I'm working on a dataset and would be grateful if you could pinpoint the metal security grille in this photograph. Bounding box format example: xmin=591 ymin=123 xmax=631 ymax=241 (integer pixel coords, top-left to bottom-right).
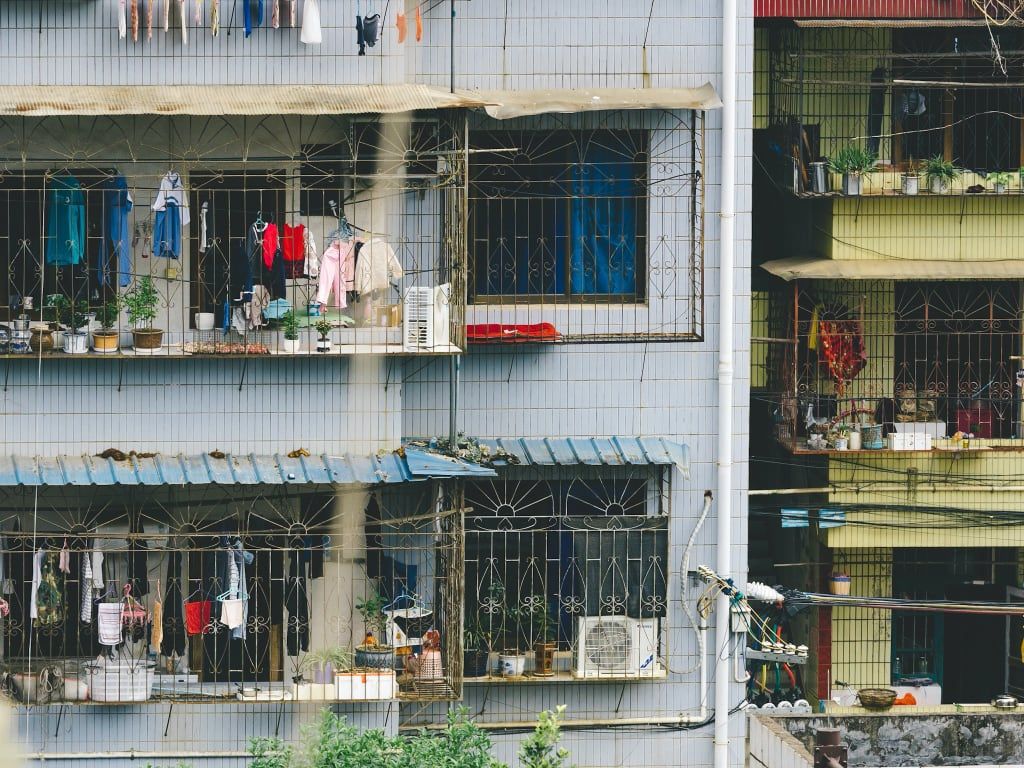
xmin=462 ymin=467 xmax=670 ymax=682
xmin=759 ymin=279 xmax=1023 ymax=446
xmin=0 ymin=112 xmax=468 ymax=357
xmin=466 ymin=110 xmax=705 ymax=343
xmin=0 ymin=481 xmax=464 ymax=710
xmin=761 ymin=24 xmax=1024 ymax=193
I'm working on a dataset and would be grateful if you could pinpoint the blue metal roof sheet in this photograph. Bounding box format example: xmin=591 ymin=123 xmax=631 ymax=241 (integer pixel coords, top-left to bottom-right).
xmin=477 ymin=437 xmax=690 ymax=477
xmin=0 ymin=448 xmax=494 ymax=487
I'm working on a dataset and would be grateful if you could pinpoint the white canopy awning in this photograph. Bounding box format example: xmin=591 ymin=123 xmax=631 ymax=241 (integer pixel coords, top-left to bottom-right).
xmin=760 ymin=255 xmax=1024 ymax=281
xmin=464 ymin=85 xmax=722 ymax=119
xmin=0 ymin=84 xmax=486 ymax=117
xmin=0 ymin=84 xmax=722 ymax=119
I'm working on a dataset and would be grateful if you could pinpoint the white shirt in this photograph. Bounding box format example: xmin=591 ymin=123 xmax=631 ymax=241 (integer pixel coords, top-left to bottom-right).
xmin=152 ymin=171 xmax=191 ymax=226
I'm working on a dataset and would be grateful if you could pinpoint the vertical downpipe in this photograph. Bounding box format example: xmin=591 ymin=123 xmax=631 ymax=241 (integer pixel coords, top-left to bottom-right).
xmin=715 ymin=1 xmax=738 ymax=768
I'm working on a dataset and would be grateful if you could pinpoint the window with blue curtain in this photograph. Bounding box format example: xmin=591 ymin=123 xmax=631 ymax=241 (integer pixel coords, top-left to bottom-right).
xmin=469 ymin=129 xmax=648 ymax=301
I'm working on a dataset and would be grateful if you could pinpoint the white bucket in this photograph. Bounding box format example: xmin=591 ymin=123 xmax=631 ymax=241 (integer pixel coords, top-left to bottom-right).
xmin=195 ymin=313 xmax=216 ymax=331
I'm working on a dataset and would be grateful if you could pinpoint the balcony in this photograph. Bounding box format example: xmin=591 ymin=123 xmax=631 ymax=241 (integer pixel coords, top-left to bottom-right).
xmin=757 ymin=24 xmax=1024 ymax=203
xmin=0 ymin=110 xmax=468 ymax=358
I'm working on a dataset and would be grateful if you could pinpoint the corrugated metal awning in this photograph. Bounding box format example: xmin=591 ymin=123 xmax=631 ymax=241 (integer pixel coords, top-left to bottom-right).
xmin=760 ymin=256 xmax=1024 ymax=281
xmin=463 ymin=85 xmax=722 ymax=119
xmin=477 ymin=437 xmax=689 ymax=476
xmin=0 ymin=448 xmax=494 ymax=487
xmin=0 ymin=85 xmax=721 ymax=119
xmin=0 ymin=84 xmax=487 ymax=117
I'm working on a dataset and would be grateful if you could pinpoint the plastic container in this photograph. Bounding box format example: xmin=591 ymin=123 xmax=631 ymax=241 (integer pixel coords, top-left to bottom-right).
xmin=195 ymin=313 xmax=216 ymax=331
xmin=829 ymin=573 xmax=852 ymax=596
xmin=83 ymin=661 xmax=155 ymax=702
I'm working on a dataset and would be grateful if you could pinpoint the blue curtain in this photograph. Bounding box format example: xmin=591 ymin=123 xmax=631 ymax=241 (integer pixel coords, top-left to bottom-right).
xmin=570 ymin=143 xmax=637 ymax=295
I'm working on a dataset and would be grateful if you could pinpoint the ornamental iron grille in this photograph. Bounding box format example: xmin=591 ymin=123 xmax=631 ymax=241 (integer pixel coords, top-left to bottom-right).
xmin=0 ymin=480 xmax=464 ymax=708
xmin=466 ymin=109 xmax=705 ymax=342
xmin=0 ymin=112 xmax=467 ymax=356
xmin=758 ymin=279 xmax=1023 ymax=448
xmin=463 ymin=467 xmax=670 ymax=680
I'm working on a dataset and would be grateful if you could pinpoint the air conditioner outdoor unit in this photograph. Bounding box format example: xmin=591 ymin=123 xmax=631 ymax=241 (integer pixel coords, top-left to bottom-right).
xmin=574 ymin=616 xmax=661 ymax=679
xmin=403 ymin=283 xmax=451 ymax=351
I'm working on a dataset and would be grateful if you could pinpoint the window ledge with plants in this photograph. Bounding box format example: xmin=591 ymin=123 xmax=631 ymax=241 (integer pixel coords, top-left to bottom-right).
xmin=792 ymin=147 xmax=1024 ymax=199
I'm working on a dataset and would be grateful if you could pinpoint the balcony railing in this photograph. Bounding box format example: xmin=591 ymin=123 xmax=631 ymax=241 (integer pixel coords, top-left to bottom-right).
xmin=753 ymin=279 xmax=1024 ymax=453
xmin=0 ymin=113 xmax=467 ymax=357
xmin=758 ymin=25 xmax=1024 ymax=199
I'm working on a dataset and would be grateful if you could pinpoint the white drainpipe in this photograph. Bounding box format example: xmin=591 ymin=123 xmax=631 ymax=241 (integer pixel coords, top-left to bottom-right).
xmin=715 ymin=1 xmax=738 ymax=768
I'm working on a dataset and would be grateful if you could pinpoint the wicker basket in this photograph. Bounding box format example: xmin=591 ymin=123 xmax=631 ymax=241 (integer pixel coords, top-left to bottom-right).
xmin=857 ymin=687 xmax=897 ymax=710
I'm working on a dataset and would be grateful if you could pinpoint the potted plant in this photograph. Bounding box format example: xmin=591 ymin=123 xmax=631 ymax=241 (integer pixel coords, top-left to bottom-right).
xmin=354 ymin=591 xmax=395 ymax=669
xmin=923 ymin=155 xmax=960 ymax=194
xmin=988 ymin=171 xmax=1013 ymax=194
xmin=122 ymin=276 xmax=163 ymax=350
xmin=92 ymin=297 xmax=120 ymax=354
xmin=280 ymin=310 xmax=301 ymax=354
xmin=832 ymin=424 xmax=850 ymax=452
xmin=528 ymin=597 xmax=557 ymax=678
xmin=60 ymin=298 xmax=90 ymax=354
xmin=463 ymin=621 xmax=491 ymax=678
xmin=828 ymin=145 xmax=876 ymax=196
xmin=901 ymin=161 xmax=921 ymax=195
xmin=299 ymin=646 xmax=353 ymax=684
xmin=314 ymin=317 xmax=332 ymax=353
xmin=497 ymin=602 xmax=528 ymax=678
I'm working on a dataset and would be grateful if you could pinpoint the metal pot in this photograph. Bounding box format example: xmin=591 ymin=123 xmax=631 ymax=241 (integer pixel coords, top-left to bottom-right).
xmin=993 ymin=693 xmax=1018 ymax=709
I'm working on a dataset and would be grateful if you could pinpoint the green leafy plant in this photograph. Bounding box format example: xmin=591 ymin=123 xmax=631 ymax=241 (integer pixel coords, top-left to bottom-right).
xmin=302 ymin=710 xmax=398 ymax=768
xmin=95 ymin=297 xmax=120 ymax=330
xmin=315 ymin=317 xmax=332 ymax=341
xmin=281 ymin=310 xmax=300 ymax=341
xmin=828 ymin=145 xmax=876 ymax=175
xmin=298 ymin=646 xmax=353 ymax=676
xmin=526 ymin=594 xmax=557 ymax=644
xmin=988 ymin=171 xmax=1013 ymax=186
xmin=249 ymin=737 xmax=293 ymax=768
xmin=923 ymin=155 xmax=960 ymax=184
xmin=355 ymin=590 xmax=389 ymax=642
xmin=43 ymin=294 xmax=69 ymax=325
xmin=518 ymin=706 xmax=572 ymax=768
xmin=122 ymin=275 xmax=160 ymax=328
xmin=45 ymin=294 xmax=89 ymax=332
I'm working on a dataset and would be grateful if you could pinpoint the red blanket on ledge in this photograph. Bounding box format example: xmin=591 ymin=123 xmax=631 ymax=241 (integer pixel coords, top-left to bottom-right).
xmin=466 ymin=323 xmax=562 ymax=342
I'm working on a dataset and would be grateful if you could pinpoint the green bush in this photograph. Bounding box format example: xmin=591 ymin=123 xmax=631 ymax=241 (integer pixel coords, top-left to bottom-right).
xmin=248 ymin=705 xmax=571 ymax=768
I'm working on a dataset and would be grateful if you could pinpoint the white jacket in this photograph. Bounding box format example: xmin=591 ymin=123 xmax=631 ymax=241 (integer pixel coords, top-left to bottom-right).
xmin=354 ymin=238 xmax=403 ymax=295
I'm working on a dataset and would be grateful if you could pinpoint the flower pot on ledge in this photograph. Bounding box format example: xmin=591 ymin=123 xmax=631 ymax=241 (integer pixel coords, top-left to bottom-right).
xmin=132 ymin=328 xmax=163 ymax=351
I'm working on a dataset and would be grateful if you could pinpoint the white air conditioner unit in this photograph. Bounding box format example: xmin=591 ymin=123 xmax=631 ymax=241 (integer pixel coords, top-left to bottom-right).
xmin=574 ymin=616 xmax=661 ymax=679
xmin=403 ymin=283 xmax=451 ymax=351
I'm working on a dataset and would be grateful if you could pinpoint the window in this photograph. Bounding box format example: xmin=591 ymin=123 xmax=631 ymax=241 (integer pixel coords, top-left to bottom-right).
xmin=0 ymin=170 xmax=119 ymax=321
xmin=894 ymin=281 xmax=1021 ymax=439
xmin=468 ymin=129 xmax=648 ymax=302
xmin=463 ymin=471 xmax=667 ymax=673
xmin=893 ymin=29 xmax=1022 ymax=172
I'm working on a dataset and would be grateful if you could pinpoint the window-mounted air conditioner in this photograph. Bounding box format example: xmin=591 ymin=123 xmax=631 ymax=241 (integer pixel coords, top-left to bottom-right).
xmin=574 ymin=616 xmax=661 ymax=679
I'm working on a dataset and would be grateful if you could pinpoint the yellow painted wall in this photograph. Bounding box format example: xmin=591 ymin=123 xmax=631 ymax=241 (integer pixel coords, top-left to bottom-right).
xmin=825 ymin=447 xmax=1024 ymax=547
xmin=825 ymin=195 xmax=1024 ymax=262
xmin=831 ymin=551 xmax=893 ymax=689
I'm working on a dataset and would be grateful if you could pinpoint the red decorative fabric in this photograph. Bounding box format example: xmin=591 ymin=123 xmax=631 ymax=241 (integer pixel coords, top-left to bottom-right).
xmin=817 ymin=319 xmax=867 ymax=394
xmin=466 ymin=323 xmax=561 ymax=342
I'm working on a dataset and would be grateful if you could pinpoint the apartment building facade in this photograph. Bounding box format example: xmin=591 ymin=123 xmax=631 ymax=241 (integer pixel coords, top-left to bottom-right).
xmin=0 ymin=2 xmax=751 ymax=767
